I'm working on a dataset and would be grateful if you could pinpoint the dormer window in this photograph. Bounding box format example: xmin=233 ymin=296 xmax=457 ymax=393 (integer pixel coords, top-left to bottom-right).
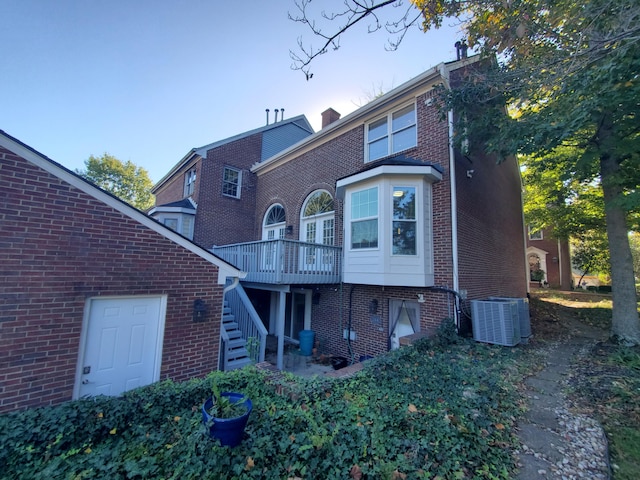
xmin=366 ymin=103 xmax=417 ymax=162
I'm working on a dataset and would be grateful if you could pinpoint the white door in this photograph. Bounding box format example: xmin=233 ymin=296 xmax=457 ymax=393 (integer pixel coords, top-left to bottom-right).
xmin=75 ymin=296 xmax=166 ymax=398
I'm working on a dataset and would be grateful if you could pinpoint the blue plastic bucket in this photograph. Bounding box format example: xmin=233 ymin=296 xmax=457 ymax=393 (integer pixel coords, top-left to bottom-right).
xmin=298 ymin=330 xmax=315 ymax=356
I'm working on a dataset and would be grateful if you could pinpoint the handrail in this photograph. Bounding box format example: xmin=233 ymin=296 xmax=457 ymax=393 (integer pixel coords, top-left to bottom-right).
xmin=224 ymin=283 xmax=267 ymax=364
xmin=213 ymin=239 xmax=342 ymax=285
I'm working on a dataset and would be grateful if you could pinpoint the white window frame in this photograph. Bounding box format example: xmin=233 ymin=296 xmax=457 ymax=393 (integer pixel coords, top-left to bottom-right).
xmin=365 ymin=102 xmax=417 ymax=162
xmin=391 ymin=185 xmax=417 ymax=256
xmin=528 ymin=226 xmax=543 ymax=240
xmin=183 ymin=168 xmax=196 ymax=197
xmin=222 ymin=166 xmax=242 ymax=199
xmin=350 ymin=186 xmax=379 ymax=250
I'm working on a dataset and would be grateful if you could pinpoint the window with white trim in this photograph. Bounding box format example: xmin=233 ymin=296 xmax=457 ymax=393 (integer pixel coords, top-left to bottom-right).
xmin=528 ymin=225 xmax=543 ymax=240
xmin=183 ymin=168 xmax=196 ymax=197
xmin=351 ymin=187 xmax=378 ymax=249
xmin=222 ymin=166 xmax=241 ymax=198
xmin=392 ymin=186 xmax=417 ymax=255
xmin=366 ymin=103 xmax=417 ymax=162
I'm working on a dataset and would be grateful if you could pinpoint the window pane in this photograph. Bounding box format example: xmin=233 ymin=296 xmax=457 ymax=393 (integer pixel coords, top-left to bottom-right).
xmin=393 ymin=221 xmax=416 ymax=255
xmin=266 ymin=205 xmax=285 ymax=225
xmin=392 ymin=125 xmax=416 ymax=153
xmin=352 ymin=219 xmax=378 ymax=249
xmin=351 ymin=187 xmax=378 ymax=219
xmin=393 ymin=187 xmax=416 ymax=220
xmin=164 ymin=218 xmax=178 ymax=231
xmin=323 ymin=218 xmax=334 ymax=246
xmin=222 ymin=167 xmax=240 ymax=197
xmin=303 ymin=191 xmax=334 ymax=217
xmin=368 ymin=117 xmax=388 ymax=141
xmin=368 ymin=137 xmax=388 ymax=161
xmin=392 ymin=105 xmax=415 ymax=132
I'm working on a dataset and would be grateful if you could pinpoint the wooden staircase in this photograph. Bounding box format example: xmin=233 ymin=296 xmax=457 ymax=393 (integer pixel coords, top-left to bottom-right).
xmin=222 ymin=302 xmax=252 ymax=370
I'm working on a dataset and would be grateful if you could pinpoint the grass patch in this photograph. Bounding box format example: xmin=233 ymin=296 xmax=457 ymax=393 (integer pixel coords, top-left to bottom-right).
xmin=0 ymin=338 xmax=527 ymax=479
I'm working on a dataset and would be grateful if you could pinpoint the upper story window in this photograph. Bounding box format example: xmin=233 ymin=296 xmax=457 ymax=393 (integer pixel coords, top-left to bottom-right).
xmin=351 ymin=187 xmax=378 ymax=249
xmin=366 ymin=103 xmax=417 ymax=162
xmin=184 ymin=168 xmax=196 ymax=197
xmin=528 ymin=225 xmax=543 ymax=240
xmin=222 ymin=166 xmax=241 ymax=198
xmin=392 ymin=186 xmax=416 ymax=255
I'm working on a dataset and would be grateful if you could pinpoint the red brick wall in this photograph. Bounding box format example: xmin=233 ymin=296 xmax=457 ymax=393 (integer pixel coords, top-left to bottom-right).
xmin=527 ymin=232 xmax=572 ymax=290
xmin=253 ymin=87 xmax=461 ymax=355
xmin=0 ymin=148 xmax=224 ymax=413
xmin=454 ymin=147 xmax=528 ymax=300
xmin=154 ymin=159 xmax=201 ymax=206
xmin=194 ymin=134 xmax=261 ymax=247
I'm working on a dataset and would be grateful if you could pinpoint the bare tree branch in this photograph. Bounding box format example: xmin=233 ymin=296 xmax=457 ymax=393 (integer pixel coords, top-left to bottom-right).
xmin=289 ymin=0 xmax=416 ymax=79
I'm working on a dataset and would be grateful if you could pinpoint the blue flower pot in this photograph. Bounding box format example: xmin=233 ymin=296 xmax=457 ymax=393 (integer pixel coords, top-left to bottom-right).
xmin=202 ymin=392 xmax=252 ymax=447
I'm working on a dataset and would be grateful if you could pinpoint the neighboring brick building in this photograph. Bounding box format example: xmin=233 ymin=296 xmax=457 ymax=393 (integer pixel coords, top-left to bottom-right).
xmin=526 ymin=226 xmax=572 ymax=290
xmin=0 ymin=131 xmax=242 ymax=413
xmin=153 ymin=55 xmax=529 ymax=368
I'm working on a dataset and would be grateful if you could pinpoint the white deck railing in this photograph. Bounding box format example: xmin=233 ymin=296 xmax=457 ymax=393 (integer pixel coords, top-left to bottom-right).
xmin=213 ymin=239 xmax=342 ymax=284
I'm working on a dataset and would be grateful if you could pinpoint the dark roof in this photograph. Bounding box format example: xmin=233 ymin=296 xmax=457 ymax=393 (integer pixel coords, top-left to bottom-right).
xmin=155 ymin=198 xmax=196 ymax=209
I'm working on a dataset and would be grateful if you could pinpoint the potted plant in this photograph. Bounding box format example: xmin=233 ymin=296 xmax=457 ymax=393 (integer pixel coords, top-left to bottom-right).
xmin=201 ymin=380 xmax=252 ymax=447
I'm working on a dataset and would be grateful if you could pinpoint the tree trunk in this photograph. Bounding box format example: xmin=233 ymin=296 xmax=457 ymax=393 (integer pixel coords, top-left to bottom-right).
xmin=599 ymin=116 xmax=640 ymax=345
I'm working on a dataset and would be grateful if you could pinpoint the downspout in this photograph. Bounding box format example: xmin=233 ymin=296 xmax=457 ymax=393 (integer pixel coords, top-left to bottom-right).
xmin=557 ymin=238 xmax=564 ymax=289
xmin=447 ymin=110 xmax=460 ymax=296
xmin=439 ymin=62 xmax=461 ymax=330
xmin=439 ymin=64 xmax=459 ymax=295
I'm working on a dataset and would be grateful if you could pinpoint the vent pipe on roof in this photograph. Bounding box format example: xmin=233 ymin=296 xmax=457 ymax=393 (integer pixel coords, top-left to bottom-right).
xmin=455 ymin=40 xmax=468 ymax=60
xmin=280 ymin=108 xmax=284 ymax=121
xmin=274 ymin=109 xmax=279 ymax=122
xmin=265 ymin=109 xmax=270 ymax=125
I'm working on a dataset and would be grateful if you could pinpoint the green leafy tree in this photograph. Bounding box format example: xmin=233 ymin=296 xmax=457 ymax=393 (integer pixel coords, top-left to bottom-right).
xmin=76 ymin=154 xmax=155 ymax=211
xmin=291 ymin=0 xmax=640 ymax=344
xmin=571 ymin=231 xmax=611 ymax=287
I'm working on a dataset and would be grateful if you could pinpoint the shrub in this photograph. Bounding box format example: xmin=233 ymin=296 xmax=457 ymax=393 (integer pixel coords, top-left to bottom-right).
xmin=0 ymin=342 xmax=524 ymax=479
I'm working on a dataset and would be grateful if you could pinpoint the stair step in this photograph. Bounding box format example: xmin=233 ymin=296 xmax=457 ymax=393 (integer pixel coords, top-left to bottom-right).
xmin=226 ymin=357 xmax=252 ymax=370
xmin=227 ymin=338 xmax=247 ymax=349
xmin=226 ymin=344 xmax=249 ymax=357
xmin=226 ymin=330 xmax=242 ymax=340
xmin=223 ymin=321 xmax=238 ymax=331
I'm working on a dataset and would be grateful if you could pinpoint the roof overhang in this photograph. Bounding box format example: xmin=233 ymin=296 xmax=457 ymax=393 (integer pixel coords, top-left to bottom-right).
xmin=336 ymin=164 xmax=443 ymax=199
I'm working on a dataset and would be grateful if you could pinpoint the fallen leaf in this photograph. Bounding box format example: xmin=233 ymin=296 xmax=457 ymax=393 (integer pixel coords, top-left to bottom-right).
xmin=245 ymin=457 xmax=255 ymax=471
xmin=349 ymin=464 xmax=363 ymax=479
xmin=407 ymin=404 xmax=418 ymax=413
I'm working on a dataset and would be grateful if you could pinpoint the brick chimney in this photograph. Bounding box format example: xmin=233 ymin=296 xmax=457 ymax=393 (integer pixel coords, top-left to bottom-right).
xmin=321 ymin=108 xmax=341 ymax=128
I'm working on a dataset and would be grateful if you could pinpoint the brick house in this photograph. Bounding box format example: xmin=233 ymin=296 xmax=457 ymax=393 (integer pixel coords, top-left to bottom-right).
xmin=526 ymin=226 xmax=572 ymax=290
xmin=0 ymin=130 xmax=243 ymax=413
xmin=153 ymin=55 xmax=529 ymax=370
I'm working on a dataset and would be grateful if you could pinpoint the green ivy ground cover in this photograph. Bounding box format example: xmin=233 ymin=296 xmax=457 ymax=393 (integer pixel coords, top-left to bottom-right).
xmin=0 ymin=338 xmax=525 ymax=479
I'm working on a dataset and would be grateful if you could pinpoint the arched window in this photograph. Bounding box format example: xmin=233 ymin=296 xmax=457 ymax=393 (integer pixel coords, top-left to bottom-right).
xmin=301 ymin=191 xmax=334 ymax=246
xmin=263 ymin=204 xmax=286 ymax=240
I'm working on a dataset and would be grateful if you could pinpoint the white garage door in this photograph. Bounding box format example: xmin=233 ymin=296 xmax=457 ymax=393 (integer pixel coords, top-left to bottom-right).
xmin=75 ymin=295 xmax=167 ymax=399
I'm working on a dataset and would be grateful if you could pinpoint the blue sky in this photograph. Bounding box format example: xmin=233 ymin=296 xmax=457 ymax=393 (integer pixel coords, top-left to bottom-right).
xmin=1 ymin=1 xmax=465 ymax=182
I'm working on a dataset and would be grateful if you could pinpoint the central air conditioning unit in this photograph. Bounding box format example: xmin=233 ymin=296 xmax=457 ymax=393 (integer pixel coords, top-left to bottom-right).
xmin=470 ymin=299 xmax=521 ymax=346
xmin=488 ymin=296 xmax=532 ymax=342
